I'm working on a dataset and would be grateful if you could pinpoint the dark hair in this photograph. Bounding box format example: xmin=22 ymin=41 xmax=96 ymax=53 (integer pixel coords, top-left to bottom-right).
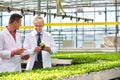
xmin=9 ymin=13 xmax=22 ymax=24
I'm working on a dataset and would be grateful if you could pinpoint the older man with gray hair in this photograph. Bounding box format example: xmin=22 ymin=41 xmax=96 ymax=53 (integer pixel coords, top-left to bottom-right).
xmin=23 ymin=16 xmax=57 ymax=70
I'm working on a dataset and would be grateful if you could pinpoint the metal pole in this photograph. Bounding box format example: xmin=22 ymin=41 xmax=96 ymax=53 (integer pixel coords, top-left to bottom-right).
xmin=105 ymin=3 xmax=107 ymax=35
xmin=115 ymin=0 xmax=119 ymax=52
xmin=38 ymin=0 xmax=41 ymax=16
xmin=75 ymin=12 xmax=78 ymax=48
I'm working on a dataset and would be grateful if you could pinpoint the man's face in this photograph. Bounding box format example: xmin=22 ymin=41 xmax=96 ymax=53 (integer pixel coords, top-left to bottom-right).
xmin=34 ymin=21 xmax=44 ymax=33
xmin=14 ymin=18 xmax=22 ymax=30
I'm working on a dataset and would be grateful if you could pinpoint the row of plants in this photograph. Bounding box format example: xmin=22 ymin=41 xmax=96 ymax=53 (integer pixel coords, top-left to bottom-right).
xmin=0 ymin=52 xmax=120 ymax=80
xmin=51 ymin=52 xmax=120 ymax=64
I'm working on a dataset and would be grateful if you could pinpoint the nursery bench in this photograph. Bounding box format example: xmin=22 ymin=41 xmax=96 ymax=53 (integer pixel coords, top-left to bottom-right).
xmin=51 ymin=58 xmax=72 ymax=66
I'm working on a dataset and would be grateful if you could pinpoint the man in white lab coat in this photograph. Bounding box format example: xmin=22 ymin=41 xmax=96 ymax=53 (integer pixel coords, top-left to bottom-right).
xmin=24 ymin=16 xmax=57 ymax=70
xmin=0 ymin=13 xmax=29 ymax=73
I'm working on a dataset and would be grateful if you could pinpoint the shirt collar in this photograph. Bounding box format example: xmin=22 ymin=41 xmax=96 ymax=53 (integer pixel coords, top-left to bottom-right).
xmin=7 ymin=26 xmax=16 ymax=34
xmin=34 ymin=30 xmax=43 ymax=35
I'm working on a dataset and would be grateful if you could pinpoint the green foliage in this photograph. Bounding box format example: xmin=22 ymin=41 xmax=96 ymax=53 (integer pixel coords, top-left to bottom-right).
xmin=0 ymin=52 xmax=120 ymax=80
xmin=39 ymin=43 xmax=45 ymax=47
xmin=51 ymin=52 xmax=120 ymax=64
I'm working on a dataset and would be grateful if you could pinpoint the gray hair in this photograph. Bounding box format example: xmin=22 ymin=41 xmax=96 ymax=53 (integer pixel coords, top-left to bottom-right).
xmin=33 ymin=16 xmax=44 ymax=23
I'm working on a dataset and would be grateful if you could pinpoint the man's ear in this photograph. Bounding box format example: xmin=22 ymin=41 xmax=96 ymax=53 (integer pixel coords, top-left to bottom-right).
xmin=13 ymin=21 xmax=17 ymax=24
xmin=12 ymin=21 xmax=17 ymax=26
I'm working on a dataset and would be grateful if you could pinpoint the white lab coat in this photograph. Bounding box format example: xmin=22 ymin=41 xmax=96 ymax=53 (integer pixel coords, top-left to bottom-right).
xmin=23 ymin=30 xmax=57 ymax=70
xmin=0 ymin=28 xmax=22 ymax=73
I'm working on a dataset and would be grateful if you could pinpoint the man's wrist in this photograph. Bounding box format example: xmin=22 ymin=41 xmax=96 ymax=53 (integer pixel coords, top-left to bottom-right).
xmin=11 ymin=50 xmax=15 ymax=57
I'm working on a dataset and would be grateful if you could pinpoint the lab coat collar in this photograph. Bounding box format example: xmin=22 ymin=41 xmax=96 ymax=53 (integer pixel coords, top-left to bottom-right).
xmin=32 ymin=29 xmax=43 ymax=36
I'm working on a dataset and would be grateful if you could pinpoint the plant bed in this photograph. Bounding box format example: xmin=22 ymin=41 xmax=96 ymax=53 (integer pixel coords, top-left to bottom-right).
xmin=54 ymin=67 xmax=120 ymax=80
xmin=0 ymin=60 xmax=120 ymax=80
xmin=51 ymin=52 xmax=120 ymax=64
xmin=110 ymin=77 xmax=120 ymax=80
xmin=0 ymin=52 xmax=120 ymax=80
xmin=51 ymin=58 xmax=72 ymax=66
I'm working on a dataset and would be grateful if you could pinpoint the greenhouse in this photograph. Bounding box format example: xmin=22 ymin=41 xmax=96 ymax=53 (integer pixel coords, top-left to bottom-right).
xmin=0 ymin=0 xmax=120 ymax=80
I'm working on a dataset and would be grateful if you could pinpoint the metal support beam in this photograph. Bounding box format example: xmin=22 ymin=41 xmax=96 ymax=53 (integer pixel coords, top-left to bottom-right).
xmin=0 ymin=5 xmax=93 ymax=22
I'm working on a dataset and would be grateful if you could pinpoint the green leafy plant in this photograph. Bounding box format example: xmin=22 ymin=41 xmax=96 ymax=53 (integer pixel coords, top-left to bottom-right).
xmin=0 ymin=52 xmax=120 ymax=80
xmin=39 ymin=42 xmax=45 ymax=50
